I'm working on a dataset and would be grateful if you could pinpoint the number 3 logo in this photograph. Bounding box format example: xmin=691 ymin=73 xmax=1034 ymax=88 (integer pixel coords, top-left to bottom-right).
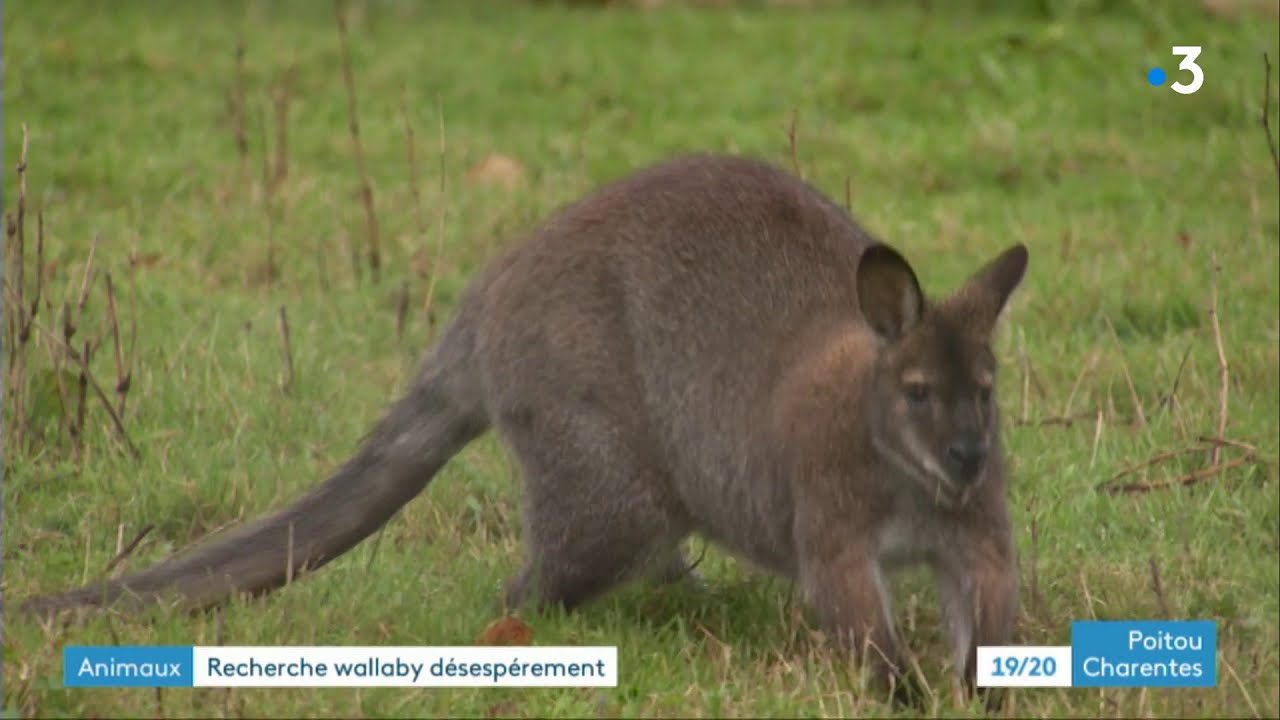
xmin=1170 ymin=46 xmax=1204 ymax=95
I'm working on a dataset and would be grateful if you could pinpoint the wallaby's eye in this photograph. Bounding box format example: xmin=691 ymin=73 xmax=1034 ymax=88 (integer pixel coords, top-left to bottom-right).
xmin=977 ymin=385 xmax=993 ymax=403
xmin=904 ymin=382 xmax=930 ymax=405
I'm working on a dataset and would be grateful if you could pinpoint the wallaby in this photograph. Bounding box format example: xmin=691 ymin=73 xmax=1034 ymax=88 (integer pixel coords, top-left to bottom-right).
xmin=17 ymin=153 xmax=1028 ymax=702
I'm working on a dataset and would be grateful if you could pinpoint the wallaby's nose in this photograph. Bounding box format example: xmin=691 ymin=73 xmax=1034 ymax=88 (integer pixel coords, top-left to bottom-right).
xmin=946 ymin=438 xmax=986 ymax=482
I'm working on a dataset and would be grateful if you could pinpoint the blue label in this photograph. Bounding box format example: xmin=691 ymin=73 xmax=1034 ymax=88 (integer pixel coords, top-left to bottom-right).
xmin=63 ymin=646 xmax=195 ymax=688
xmin=1071 ymin=621 xmax=1216 ymax=688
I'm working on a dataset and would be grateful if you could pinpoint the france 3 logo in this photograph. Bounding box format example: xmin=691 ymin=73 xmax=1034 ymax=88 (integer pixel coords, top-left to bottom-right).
xmin=1147 ymin=46 xmax=1204 ymax=95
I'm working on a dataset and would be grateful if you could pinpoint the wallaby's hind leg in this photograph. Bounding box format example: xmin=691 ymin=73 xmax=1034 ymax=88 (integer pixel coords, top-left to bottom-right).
xmin=495 ymin=406 xmax=687 ymax=613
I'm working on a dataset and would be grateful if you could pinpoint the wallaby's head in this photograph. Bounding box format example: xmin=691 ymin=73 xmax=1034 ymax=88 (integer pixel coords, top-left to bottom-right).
xmin=856 ymin=242 xmax=1029 ymax=508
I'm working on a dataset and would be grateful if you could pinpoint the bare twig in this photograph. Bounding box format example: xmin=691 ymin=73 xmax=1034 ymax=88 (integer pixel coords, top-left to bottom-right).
xmin=1262 ymin=52 xmax=1279 ymax=186
xmin=272 ymin=67 xmax=294 ymax=190
xmin=16 ymin=125 xmax=30 ymax=314
xmin=1062 ymin=349 xmax=1099 ymax=418
xmin=1099 ymin=423 xmax=1258 ymax=495
xmin=1208 ymin=254 xmax=1229 ymax=464
xmin=1103 ymin=316 xmax=1147 ymax=428
xmin=259 ymin=102 xmax=278 ymax=288
xmin=74 ymin=340 xmax=90 ymax=457
xmin=1089 ymin=410 xmax=1104 ymax=468
xmin=786 ymin=110 xmax=802 ymax=179
xmin=1013 ymin=411 xmax=1095 ymax=428
xmin=1197 ymin=435 xmax=1256 ymax=454
xmin=395 ymin=280 xmax=410 ymax=343
xmin=232 ymin=35 xmax=249 ymax=185
xmin=1148 ymin=557 xmax=1171 ymax=618
xmin=6 ymin=125 xmax=33 ymax=448
xmin=843 ymin=175 xmax=852 ymax=213
xmin=37 ymin=322 xmax=142 ymax=459
xmin=1018 ymin=332 xmax=1030 ymax=424
xmin=73 ymin=234 xmax=100 ymax=333
xmin=1156 ymin=343 xmax=1193 ymax=415
xmin=335 ymin=0 xmax=382 ymax=282
xmin=3 ymin=217 xmax=17 ymax=374
xmin=104 ymin=273 xmax=132 ymax=417
xmin=401 ymin=84 xmax=427 ymax=242
xmin=47 ymin=309 xmax=73 ymax=440
xmin=1029 ymin=514 xmax=1041 ymax=620
xmin=30 ymin=211 xmax=46 ymax=342
xmin=1107 ymin=446 xmax=1203 ymax=482
xmin=1221 ymin=654 xmax=1262 ymax=719
xmin=277 ymin=305 xmax=295 ymax=392
xmin=1079 ymin=571 xmax=1097 ymax=620
xmin=126 ymin=246 xmax=141 ymax=394
xmin=103 ymin=525 xmax=155 ymax=576
xmin=1102 ymin=455 xmax=1252 ymax=494
xmin=421 ymin=97 xmax=449 ymax=318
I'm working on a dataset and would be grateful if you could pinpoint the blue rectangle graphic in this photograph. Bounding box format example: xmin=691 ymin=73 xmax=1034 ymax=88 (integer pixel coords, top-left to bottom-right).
xmin=64 ymin=646 xmax=195 ymax=688
xmin=1071 ymin=621 xmax=1216 ymax=688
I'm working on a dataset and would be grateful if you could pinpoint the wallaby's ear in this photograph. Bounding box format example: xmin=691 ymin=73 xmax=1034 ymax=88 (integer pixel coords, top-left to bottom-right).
xmin=857 ymin=244 xmax=925 ymax=342
xmin=950 ymin=243 xmax=1029 ymax=335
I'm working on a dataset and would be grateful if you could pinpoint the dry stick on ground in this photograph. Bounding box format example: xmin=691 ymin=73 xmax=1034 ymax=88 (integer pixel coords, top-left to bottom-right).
xmin=1103 ymin=316 xmax=1148 ymax=428
xmin=786 ymin=109 xmax=803 ymax=179
xmin=46 ymin=308 xmax=73 ymax=441
xmin=396 ymin=280 xmax=410 ymax=343
xmin=2 ymin=217 xmax=17 ymax=382
xmin=1089 ymin=409 xmax=1104 ymax=468
xmin=1148 ymin=557 xmax=1171 ymax=619
xmin=1062 ymin=348 xmax=1098 ymax=418
xmin=53 ymin=302 xmax=76 ymax=446
xmin=1098 ymin=435 xmax=1258 ymax=494
xmin=421 ymin=98 xmax=449 ymax=319
xmin=1018 ymin=332 xmax=1031 ymax=423
xmin=103 ymin=273 xmax=133 ymax=417
xmin=6 ymin=125 xmax=34 ymax=448
xmin=277 ymin=305 xmax=295 ymax=393
xmin=232 ymin=35 xmax=249 ymax=188
xmin=15 ymin=209 xmax=48 ymax=445
xmin=1197 ymin=435 xmax=1256 ymax=454
xmin=28 ymin=211 xmax=46 ymax=348
xmin=97 ymin=247 xmax=145 ymax=419
xmin=1029 ymin=514 xmax=1042 ymax=621
xmin=1014 ymin=411 xmax=1096 ymax=428
xmin=1103 ymin=455 xmax=1253 ymax=495
xmin=399 ymin=85 xmax=426 ymax=342
xmin=1207 ymin=253 xmax=1230 ymax=465
xmin=272 ymin=68 xmax=294 ymax=191
xmin=102 ymin=524 xmax=155 ymax=576
xmin=36 ymin=322 xmax=142 ymax=459
xmin=1263 ymin=52 xmax=1279 ymax=186
xmin=1106 ymin=446 xmax=1205 ymax=482
xmin=335 ymin=0 xmax=382 ymax=283
xmin=75 ymin=340 xmax=90 ymax=458
xmin=401 ymin=84 xmax=428 ymax=245
xmin=259 ymin=102 xmax=279 ymax=288
xmin=70 ymin=233 xmax=100 ymax=339
xmin=1156 ymin=343 xmax=1193 ymax=415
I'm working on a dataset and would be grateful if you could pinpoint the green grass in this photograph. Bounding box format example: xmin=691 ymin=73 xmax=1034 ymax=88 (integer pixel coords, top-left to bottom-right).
xmin=3 ymin=0 xmax=1278 ymax=717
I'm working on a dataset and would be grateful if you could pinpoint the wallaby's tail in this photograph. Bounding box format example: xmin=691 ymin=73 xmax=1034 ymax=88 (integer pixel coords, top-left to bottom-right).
xmin=17 ymin=310 xmax=490 ymax=618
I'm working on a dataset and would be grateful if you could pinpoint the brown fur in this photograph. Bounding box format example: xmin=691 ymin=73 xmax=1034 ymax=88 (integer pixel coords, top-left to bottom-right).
xmin=18 ymin=153 xmax=1028 ymax=702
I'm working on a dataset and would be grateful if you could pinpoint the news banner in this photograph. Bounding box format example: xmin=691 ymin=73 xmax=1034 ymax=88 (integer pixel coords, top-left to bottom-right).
xmin=61 ymin=620 xmax=1215 ymax=689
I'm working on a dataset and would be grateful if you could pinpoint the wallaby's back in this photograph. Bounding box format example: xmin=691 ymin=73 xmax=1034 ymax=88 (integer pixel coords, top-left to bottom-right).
xmin=474 ymin=154 xmax=882 ymax=573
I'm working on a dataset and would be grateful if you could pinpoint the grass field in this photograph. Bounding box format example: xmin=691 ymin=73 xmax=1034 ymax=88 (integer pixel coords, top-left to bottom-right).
xmin=3 ymin=0 xmax=1278 ymax=717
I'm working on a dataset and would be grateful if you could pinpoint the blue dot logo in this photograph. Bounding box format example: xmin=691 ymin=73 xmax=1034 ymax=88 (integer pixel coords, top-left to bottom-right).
xmin=1147 ymin=67 xmax=1166 ymax=86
